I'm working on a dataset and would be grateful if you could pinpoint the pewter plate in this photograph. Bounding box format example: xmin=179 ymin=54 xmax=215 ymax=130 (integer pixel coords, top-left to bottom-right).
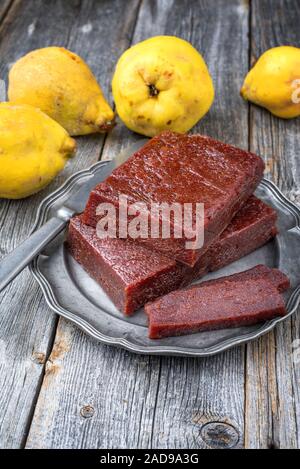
xmin=30 ymin=154 xmax=300 ymax=357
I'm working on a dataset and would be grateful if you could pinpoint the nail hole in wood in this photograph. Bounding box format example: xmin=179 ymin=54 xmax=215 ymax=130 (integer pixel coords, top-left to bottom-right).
xmin=80 ymin=405 xmax=95 ymax=419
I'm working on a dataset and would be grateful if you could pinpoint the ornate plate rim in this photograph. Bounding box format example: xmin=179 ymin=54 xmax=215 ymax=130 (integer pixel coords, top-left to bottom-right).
xmin=29 ymin=161 xmax=300 ymax=357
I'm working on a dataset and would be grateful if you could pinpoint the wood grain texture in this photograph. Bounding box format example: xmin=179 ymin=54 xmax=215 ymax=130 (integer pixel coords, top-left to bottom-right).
xmin=0 ymin=0 xmax=13 ymax=22
xmin=245 ymin=0 xmax=300 ymax=450
xmin=26 ymin=0 xmax=249 ymax=449
xmin=0 ymin=0 xmax=140 ymax=448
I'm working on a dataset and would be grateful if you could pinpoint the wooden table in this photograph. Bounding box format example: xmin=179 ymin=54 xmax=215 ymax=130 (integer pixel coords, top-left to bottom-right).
xmin=0 ymin=0 xmax=299 ymax=450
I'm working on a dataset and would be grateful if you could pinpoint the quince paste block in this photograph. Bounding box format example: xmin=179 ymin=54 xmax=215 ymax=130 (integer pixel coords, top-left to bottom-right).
xmin=67 ymin=197 xmax=277 ymax=315
xmin=145 ymin=265 xmax=290 ymax=339
xmin=82 ymin=131 xmax=265 ymax=267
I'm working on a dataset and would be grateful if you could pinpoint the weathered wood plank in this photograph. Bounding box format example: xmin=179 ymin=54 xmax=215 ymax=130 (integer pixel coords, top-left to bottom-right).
xmin=245 ymin=0 xmax=300 ymax=449
xmin=27 ymin=0 xmax=250 ymax=449
xmin=0 ymin=0 xmax=140 ymax=448
xmin=0 ymin=0 xmax=13 ymax=23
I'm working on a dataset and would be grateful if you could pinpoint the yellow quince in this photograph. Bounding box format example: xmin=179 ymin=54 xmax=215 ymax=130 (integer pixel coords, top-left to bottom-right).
xmin=241 ymin=46 xmax=300 ymax=118
xmin=112 ymin=36 xmax=214 ymax=137
xmin=8 ymin=47 xmax=115 ymax=135
xmin=0 ymin=103 xmax=76 ymax=199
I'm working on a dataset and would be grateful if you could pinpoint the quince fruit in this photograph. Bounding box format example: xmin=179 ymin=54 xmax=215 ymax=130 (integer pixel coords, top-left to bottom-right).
xmin=112 ymin=35 xmax=214 ymax=136
xmin=0 ymin=103 xmax=76 ymax=199
xmin=241 ymin=46 xmax=300 ymax=118
xmin=8 ymin=47 xmax=115 ymax=135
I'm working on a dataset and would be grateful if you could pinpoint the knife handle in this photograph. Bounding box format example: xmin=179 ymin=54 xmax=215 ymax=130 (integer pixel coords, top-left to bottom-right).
xmin=0 ymin=216 xmax=67 ymax=293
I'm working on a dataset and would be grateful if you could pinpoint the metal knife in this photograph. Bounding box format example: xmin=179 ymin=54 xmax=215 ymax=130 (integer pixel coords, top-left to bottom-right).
xmin=0 ymin=140 xmax=146 ymax=293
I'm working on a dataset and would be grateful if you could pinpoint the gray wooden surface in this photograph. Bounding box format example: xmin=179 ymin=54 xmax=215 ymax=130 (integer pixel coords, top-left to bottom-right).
xmin=0 ymin=0 xmax=299 ymax=449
